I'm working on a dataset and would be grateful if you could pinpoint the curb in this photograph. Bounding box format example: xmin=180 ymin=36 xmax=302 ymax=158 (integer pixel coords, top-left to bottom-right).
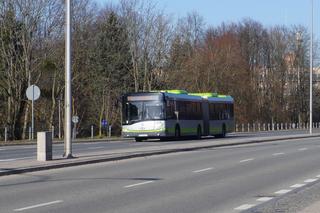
xmin=0 ymin=137 xmax=132 ymax=147
xmin=1 ymin=134 xmax=320 ymax=177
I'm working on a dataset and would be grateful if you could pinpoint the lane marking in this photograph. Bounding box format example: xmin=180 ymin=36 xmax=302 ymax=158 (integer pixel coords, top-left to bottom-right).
xmin=272 ymin=152 xmax=285 ymax=156
xmin=124 ymin=181 xmax=154 ymax=188
xmin=0 ymin=157 xmax=33 ymax=162
xmin=304 ymin=179 xmax=318 ymax=183
xmin=290 ymin=184 xmax=306 ymax=188
xmin=0 ymin=148 xmax=5 ymax=151
xmin=275 ymin=189 xmax=291 ymax=194
xmin=257 ymin=197 xmax=273 ymax=202
xmin=298 ymin=148 xmax=308 ymax=151
xmin=316 ymin=175 xmax=320 ymax=178
xmin=193 ymin=168 xmax=213 ymax=173
xmin=239 ymin=158 xmax=254 ymax=163
xmin=234 ymin=204 xmax=255 ymax=210
xmin=14 ymin=200 xmax=63 ymax=212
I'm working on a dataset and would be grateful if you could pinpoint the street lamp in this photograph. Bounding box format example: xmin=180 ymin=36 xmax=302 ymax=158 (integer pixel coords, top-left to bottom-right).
xmin=309 ymin=0 xmax=313 ymax=134
xmin=64 ymin=0 xmax=73 ymax=158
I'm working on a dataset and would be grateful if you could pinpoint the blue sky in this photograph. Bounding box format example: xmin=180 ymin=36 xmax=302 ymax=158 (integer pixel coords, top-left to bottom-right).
xmin=94 ymin=0 xmax=319 ymax=37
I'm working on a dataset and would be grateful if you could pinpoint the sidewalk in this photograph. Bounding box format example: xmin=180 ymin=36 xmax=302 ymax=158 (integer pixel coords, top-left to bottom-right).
xmin=1 ymin=133 xmax=320 ymax=177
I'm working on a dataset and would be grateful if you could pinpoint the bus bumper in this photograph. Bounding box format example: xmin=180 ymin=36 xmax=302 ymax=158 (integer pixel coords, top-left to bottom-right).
xmin=122 ymin=131 xmax=167 ymax=138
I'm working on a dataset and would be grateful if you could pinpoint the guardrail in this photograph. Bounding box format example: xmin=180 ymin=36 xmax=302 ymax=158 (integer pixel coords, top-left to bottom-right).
xmin=235 ymin=122 xmax=320 ymax=132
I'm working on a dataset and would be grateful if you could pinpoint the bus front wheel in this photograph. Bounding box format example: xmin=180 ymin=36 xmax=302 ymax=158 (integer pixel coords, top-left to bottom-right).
xmin=135 ymin=137 xmax=143 ymax=142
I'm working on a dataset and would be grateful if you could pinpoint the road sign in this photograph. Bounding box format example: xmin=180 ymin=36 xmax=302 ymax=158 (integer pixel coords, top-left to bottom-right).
xmin=101 ymin=119 xmax=108 ymax=127
xmin=26 ymin=85 xmax=41 ymax=101
xmin=72 ymin=116 xmax=79 ymax=123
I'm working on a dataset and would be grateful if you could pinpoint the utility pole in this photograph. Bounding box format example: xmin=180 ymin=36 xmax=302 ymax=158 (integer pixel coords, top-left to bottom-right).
xmin=64 ymin=0 xmax=73 ymax=158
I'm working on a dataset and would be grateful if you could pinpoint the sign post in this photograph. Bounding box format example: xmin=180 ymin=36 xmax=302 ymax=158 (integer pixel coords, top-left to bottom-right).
xmin=26 ymin=85 xmax=41 ymax=140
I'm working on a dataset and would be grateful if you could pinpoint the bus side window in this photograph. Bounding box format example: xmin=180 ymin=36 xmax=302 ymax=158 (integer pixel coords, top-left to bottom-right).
xmin=166 ymin=100 xmax=175 ymax=119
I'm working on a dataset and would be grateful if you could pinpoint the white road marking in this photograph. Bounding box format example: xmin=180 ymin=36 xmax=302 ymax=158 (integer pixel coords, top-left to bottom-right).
xmin=316 ymin=174 xmax=320 ymax=178
xmin=193 ymin=168 xmax=213 ymax=173
xmin=304 ymin=179 xmax=318 ymax=183
xmin=0 ymin=148 xmax=5 ymax=151
xmin=0 ymin=157 xmax=33 ymax=162
xmin=239 ymin=158 xmax=254 ymax=163
xmin=124 ymin=181 xmax=154 ymax=188
xmin=272 ymin=152 xmax=285 ymax=156
xmin=290 ymin=184 xmax=306 ymax=188
xmin=298 ymin=148 xmax=308 ymax=151
xmin=234 ymin=204 xmax=255 ymax=210
xmin=275 ymin=189 xmax=292 ymax=194
xmin=257 ymin=197 xmax=273 ymax=202
xmin=14 ymin=200 xmax=63 ymax=211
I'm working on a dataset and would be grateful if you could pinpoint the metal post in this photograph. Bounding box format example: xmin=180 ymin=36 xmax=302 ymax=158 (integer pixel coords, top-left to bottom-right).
xmin=4 ymin=127 xmax=7 ymax=142
xmin=236 ymin=124 xmax=238 ymax=132
xmin=29 ymin=126 xmax=31 ymax=140
xmin=91 ymin=125 xmax=94 ymax=139
xmin=108 ymin=125 xmax=111 ymax=137
xmin=52 ymin=126 xmax=54 ymax=139
xmin=242 ymin=124 xmax=244 ymax=132
xmin=58 ymin=98 xmax=61 ymax=139
xmin=32 ymin=89 xmax=34 ymax=140
xmin=64 ymin=0 xmax=73 ymax=158
xmin=310 ymin=0 xmax=313 ymax=134
xmin=247 ymin=123 xmax=250 ymax=132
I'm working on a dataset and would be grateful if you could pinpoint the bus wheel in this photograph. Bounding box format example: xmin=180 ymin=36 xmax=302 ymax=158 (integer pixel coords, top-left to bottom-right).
xmin=197 ymin=126 xmax=202 ymax=139
xmin=135 ymin=137 xmax=143 ymax=142
xmin=175 ymin=126 xmax=181 ymax=139
xmin=216 ymin=125 xmax=226 ymax=138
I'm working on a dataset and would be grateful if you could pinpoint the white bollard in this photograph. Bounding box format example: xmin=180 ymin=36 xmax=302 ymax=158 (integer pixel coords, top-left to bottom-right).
xmin=37 ymin=132 xmax=52 ymax=161
xmin=236 ymin=124 xmax=238 ymax=132
xmin=263 ymin=123 xmax=266 ymax=131
xmin=91 ymin=125 xmax=94 ymax=139
xmin=242 ymin=124 xmax=244 ymax=132
xmin=4 ymin=127 xmax=7 ymax=142
xmin=108 ymin=125 xmax=112 ymax=137
xmin=258 ymin=123 xmax=261 ymax=131
xmin=247 ymin=123 xmax=250 ymax=132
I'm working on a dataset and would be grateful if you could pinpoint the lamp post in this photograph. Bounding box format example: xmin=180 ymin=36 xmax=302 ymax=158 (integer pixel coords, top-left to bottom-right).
xmin=309 ymin=0 xmax=313 ymax=134
xmin=296 ymin=31 xmax=302 ymax=125
xmin=64 ymin=0 xmax=73 ymax=158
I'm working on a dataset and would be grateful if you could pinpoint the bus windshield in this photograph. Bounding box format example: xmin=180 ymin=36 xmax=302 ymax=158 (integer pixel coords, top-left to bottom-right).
xmin=123 ymin=101 xmax=164 ymax=124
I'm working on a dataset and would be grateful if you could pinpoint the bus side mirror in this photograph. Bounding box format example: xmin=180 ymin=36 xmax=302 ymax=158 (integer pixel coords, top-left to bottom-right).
xmin=174 ymin=111 xmax=179 ymax=120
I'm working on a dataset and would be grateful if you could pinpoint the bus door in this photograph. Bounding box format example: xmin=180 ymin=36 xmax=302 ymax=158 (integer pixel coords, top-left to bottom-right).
xmin=202 ymin=100 xmax=209 ymax=136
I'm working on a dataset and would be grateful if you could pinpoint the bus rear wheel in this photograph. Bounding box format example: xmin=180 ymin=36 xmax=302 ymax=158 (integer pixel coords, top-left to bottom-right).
xmin=196 ymin=126 xmax=202 ymax=139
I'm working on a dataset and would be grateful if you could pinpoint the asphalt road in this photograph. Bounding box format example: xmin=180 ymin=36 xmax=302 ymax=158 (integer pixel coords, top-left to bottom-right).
xmin=0 ymin=129 xmax=318 ymax=162
xmin=1 ymin=136 xmax=320 ymax=212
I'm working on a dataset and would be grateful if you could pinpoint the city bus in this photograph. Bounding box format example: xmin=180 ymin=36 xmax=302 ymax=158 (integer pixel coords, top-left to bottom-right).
xmin=122 ymin=90 xmax=234 ymax=142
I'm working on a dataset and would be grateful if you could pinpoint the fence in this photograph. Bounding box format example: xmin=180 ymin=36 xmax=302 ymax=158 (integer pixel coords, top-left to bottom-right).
xmin=0 ymin=124 xmax=113 ymax=142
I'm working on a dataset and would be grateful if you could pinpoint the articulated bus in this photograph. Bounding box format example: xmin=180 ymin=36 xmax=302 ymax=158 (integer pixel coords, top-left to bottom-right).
xmin=122 ymin=90 xmax=234 ymax=142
